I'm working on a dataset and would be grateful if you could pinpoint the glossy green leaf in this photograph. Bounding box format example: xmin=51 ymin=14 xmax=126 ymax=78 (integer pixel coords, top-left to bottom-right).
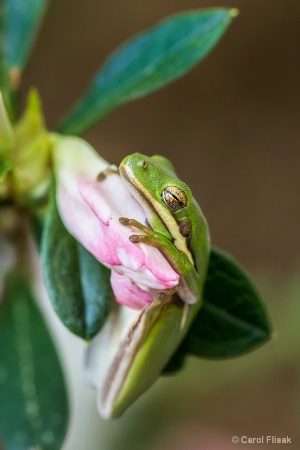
xmin=3 ymin=0 xmax=48 ymax=71
xmin=163 ymin=248 xmax=272 ymax=372
xmin=58 ymin=8 xmax=236 ymax=135
xmin=0 ymin=272 xmax=68 ymax=450
xmin=0 ymin=0 xmax=6 ymax=87
xmin=41 ymin=189 xmax=114 ymax=339
xmin=0 ymin=0 xmax=48 ymax=117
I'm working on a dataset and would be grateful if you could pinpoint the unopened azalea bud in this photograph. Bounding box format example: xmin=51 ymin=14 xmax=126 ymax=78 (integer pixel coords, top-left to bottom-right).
xmin=84 ymin=296 xmax=187 ymax=419
xmin=11 ymin=90 xmax=51 ymax=204
xmin=0 ymin=93 xmax=15 ymax=158
xmin=0 ymin=94 xmax=14 ymax=200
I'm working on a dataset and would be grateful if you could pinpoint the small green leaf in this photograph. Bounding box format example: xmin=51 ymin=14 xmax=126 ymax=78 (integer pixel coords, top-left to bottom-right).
xmin=163 ymin=248 xmax=272 ymax=372
xmin=0 ymin=158 xmax=12 ymax=180
xmin=41 ymin=188 xmax=114 ymax=339
xmin=0 ymin=0 xmax=48 ymax=116
xmin=0 ymin=90 xmax=15 ymax=155
xmin=12 ymin=90 xmax=52 ymax=205
xmin=0 ymin=272 xmax=68 ymax=450
xmin=4 ymin=0 xmax=48 ymax=72
xmin=58 ymin=8 xmax=236 ymax=135
xmin=0 ymin=1 xmax=8 ymax=91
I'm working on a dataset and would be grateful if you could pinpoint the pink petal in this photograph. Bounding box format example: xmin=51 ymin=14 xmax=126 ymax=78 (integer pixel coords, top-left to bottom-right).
xmin=78 ymin=177 xmax=147 ymax=226
xmin=53 ymin=135 xmax=180 ymax=310
xmin=110 ymin=271 xmax=153 ymax=309
xmin=77 ymin=179 xmax=180 ymax=288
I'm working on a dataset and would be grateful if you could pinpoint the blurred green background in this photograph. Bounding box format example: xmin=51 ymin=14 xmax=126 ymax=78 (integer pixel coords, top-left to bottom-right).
xmin=20 ymin=0 xmax=300 ymax=448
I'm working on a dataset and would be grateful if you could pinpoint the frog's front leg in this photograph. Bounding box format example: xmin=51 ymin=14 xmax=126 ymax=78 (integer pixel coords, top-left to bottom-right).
xmin=119 ymin=217 xmax=153 ymax=236
xmin=97 ymin=165 xmax=119 ymax=181
xmin=119 ymin=217 xmax=201 ymax=305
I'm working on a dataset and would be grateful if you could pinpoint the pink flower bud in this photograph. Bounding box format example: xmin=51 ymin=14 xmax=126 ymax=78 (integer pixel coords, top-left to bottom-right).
xmin=52 ymin=135 xmax=179 ymax=309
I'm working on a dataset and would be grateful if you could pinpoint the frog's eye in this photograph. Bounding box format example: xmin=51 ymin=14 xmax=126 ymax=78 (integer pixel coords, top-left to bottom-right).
xmin=162 ymin=186 xmax=187 ymax=211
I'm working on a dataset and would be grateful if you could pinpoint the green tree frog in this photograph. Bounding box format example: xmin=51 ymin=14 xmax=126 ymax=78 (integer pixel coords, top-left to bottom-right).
xmin=119 ymin=153 xmax=210 ymax=306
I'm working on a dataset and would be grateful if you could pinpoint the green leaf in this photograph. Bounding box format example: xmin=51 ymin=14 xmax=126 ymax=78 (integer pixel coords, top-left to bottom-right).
xmin=0 ymin=0 xmax=6 ymax=88
xmin=0 ymin=272 xmax=68 ymax=450
xmin=0 ymin=90 xmax=15 ymax=155
xmin=41 ymin=189 xmax=114 ymax=339
xmin=0 ymin=0 xmax=48 ymax=116
xmin=0 ymin=158 xmax=12 ymax=180
xmin=58 ymin=8 xmax=237 ymax=135
xmin=163 ymin=248 xmax=272 ymax=372
xmin=3 ymin=0 xmax=48 ymax=72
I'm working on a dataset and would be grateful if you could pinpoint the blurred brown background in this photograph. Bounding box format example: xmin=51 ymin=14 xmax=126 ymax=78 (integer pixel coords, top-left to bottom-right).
xmin=20 ymin=0 xmax=300 ymax=449
xmin=21 ymin=0 xmax=300 ymax=274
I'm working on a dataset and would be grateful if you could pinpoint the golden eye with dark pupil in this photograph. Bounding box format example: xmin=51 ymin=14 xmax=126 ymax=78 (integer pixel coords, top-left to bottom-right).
xmin=162 ymin=186 xmax=187 ymax=211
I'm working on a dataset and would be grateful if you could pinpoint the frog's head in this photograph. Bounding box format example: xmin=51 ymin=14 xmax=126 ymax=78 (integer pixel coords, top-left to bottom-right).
xmin=119 ymin=153 xmax=194 ymax=224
